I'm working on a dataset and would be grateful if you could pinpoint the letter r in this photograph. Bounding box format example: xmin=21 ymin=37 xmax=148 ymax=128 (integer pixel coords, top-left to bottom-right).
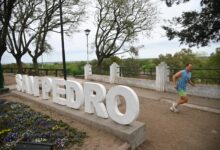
xmin=84 ymin=82 xmax=108 ymax=119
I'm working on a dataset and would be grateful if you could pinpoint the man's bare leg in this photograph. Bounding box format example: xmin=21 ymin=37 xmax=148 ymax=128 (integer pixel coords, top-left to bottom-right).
xmin=171 ymin=96 xmax=188 ymax=112
xmin=177 ymin=96 xmax=188 ymax=105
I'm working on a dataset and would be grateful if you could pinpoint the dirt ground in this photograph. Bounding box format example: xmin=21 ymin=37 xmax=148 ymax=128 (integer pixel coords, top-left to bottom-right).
xmin=4 ymin=74 xmax=15 ymax=85
xmin=137 ymin=98 xmax=220 ymax=150
xmin=2 ymin=74 xmax=220 ymax=150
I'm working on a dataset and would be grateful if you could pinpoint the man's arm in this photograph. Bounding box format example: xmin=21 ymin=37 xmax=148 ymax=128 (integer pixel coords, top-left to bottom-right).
xmin=172 ymin=71 xmax=182 ymax=88
xmin=188 ymin=80 xmax=195 ymax=87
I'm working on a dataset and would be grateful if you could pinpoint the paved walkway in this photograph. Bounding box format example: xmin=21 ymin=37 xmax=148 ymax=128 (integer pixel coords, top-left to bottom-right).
xmin=62 ymin=77 xmax=220 ymax=113
xmin=6 ymin=76 xmax=220 ymax=113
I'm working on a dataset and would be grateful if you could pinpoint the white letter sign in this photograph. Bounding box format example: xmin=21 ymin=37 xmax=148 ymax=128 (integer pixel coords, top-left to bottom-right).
xmin=52 ymin=79 xmax=66 ymax=105
xmin=106 ymin=86 xmax=139 ymax=125
xmin=42 ymin=77 xmax=52 ymax=100
xmin=66 ymin=80 xmax=84 ymax=109
xmin=84 ymin=82 xmax=108 ymax=118
xmin=15 ymin=74 xmax=140 ymax=126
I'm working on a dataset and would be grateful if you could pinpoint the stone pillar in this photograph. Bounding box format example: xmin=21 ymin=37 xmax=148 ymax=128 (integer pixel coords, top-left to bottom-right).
xmin=84 ymin=64 xmax=92 ymax=80
xmin=156 ymin=62 xmax=169 ymax=92
xmin=110 ymin=62 xmax=120 ymax=83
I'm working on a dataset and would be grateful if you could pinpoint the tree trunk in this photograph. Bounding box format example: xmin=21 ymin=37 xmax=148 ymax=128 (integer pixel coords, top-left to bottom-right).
xmin=97 ymin=59 xmax=102 ymax=68
xmin=0 ymin=62 xmax=4 ymax=89
xmin=33 ymin=57 xmax=39 ymax=75
xmin=97 ymin=57 xmax=104 ymax=74
xmin=15 ymin=57 xmax=23 ymax=74
xmin=0 ymin=0 xmax=17 ymax=88
xmin=0 ymin=21 xmax=7 ymax=89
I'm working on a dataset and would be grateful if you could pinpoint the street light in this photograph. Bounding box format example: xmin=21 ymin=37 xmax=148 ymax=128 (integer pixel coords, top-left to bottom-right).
xmin=120 ymin=55 xmax=125 ymax=77
xmin=84 ymin=29 xmax=91 ymax=64
xmin=59 ymin=0 xmax=67 ymax=80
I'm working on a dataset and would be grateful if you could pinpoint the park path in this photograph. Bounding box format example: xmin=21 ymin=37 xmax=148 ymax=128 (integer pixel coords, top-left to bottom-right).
xmin=69 ymin=77 xmax=220 ymax=150
xmin=4 ymin=74 xmax=220 ymax=150
xmin=68 ymin=77 xmax=220 ymax=111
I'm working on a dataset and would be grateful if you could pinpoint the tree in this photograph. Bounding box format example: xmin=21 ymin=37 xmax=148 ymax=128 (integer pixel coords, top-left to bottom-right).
xmin=162 ymin=0 xmax=220 ymax=47
xmin=94 ymin=0 xmax=157 ymax=67
xmin=121 ymin=58 xmax=141 ymax=77
xmin=0 ymin=0 xmax=16 ymax=88
xmin=208 ymin=47 xmax=220 ymax=68
xmin=161 ymin=0 xmax=190 ymax=7
xmin=157 ymin=53 xmax=173 ymax=66
xmin=6 ymin=0 xmax=85 ymax=74
xmin=26 ymin=0 xmax=84 ymax=74
xmin=156 ymin=48 xmax=200 ymax=68
xmin=6 ymin=0 xmax=42 ymax=73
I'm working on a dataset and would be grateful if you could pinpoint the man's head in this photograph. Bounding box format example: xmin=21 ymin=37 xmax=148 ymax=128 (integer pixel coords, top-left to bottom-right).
xmin=185 ymin=64 xmax=193 ymax=72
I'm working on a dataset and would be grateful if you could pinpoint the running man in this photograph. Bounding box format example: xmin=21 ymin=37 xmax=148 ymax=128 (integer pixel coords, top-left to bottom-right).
xmin=170 ymin=64 xmax=195 ymax=112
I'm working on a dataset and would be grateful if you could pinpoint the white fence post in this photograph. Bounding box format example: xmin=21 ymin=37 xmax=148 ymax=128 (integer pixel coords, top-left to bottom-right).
xmin=84 ymin=64 xmax=92 ymax=80
xmin=156 ymin=62 xmax=169 ymax=91
xmin=110 ymin=62 xmax=120 ymax=83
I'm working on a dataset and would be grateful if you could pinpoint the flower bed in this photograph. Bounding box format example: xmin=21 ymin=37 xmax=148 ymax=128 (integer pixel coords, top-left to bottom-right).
xmin=0 ymin=99 xmax=87 ymax=149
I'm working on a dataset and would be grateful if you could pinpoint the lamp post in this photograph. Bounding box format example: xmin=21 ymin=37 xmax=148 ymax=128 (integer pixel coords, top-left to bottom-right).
xmin=84 ymin=29 xmax=90 ymax=64
xmin=59 ymin=0 xmax=67 ymax=80
xmin=120 ymin=55 xmax=124 ymax=77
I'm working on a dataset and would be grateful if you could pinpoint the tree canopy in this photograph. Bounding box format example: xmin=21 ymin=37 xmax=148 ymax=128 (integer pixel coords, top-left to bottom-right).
xmin=94 ymin=0 xmax=157 ymax=66
xmin=208 ymin=47 xmax=220 ymax=68
xmin=162 ymin=0 xmax=220 ymax=47
xmin=162 ymin=0 xmax=190 ymax=7
xmin=6 ymin=0 xmax=85 ymax=73
xmin=156 ymin=48 xmax=201 ymax=68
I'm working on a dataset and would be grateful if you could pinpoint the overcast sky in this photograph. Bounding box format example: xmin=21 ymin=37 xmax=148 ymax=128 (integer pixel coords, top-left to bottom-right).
xmin=2 ymin=0 xmax=219 ymax=64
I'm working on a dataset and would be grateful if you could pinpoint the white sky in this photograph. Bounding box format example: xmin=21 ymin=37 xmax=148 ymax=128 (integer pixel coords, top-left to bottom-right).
xmin=2 ymin=0 xmax=219 ymax=64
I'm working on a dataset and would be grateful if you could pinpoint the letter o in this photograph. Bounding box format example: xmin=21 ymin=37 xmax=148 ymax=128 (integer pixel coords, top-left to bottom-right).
xmin=106 ymin=85 xmax=139 ymax=125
